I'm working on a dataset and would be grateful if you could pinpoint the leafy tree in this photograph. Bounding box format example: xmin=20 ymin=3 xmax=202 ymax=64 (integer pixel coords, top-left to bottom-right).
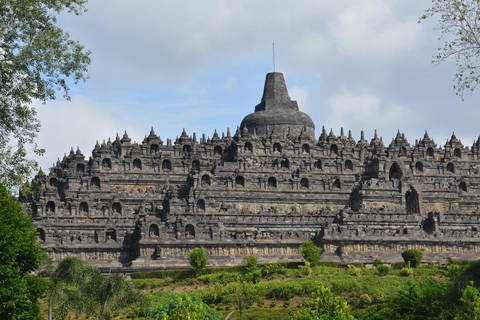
xmin=420 ymin=0 xmax=480 ymax=98
xmin=448 ymin=260 xmax=480 ymax=305
xmin=0 ymin=183 xmax=48 ymax=319
xmin=149 ymin=293 xmax=220 ymax=320
xmin=187 ymin=247 xmax=209 ymax=276
xmin=0 ymin=0 xmax=91 ymax=190
xmin=300 ymin=240 xmax=322 ymax=263
xmin=294 ymin=286 xmax=354 ymax=320
xmin=401 ymin=249 xmax=423 ymax=268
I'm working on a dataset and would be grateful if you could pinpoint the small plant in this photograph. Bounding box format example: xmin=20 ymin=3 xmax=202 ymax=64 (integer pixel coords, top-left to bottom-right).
xmin=270 ymin=301 xmax=277 ymax=308
xmin=393 ymin=261 xmax=406 ymax=269
xmin=400 ymin=261 xmax=414 ymax=277
xmin=376 ymin=265 xmax=390 ymax=276
xmin=402 ymin=249 xmax=423 ymax=268
xmin=373 ymin=259 xmax=383 ymax=267
xmin=300 ymin=240 xmax=322 ymax=263
xmin=217 ymin=303 xmax=223 ymax=311
xmin=359 ymin=294 xmax=372 ymax=308
xmin=372 ymin=291 xmax=386 ymax=303
xmin=299 ymin=261 xmax=313 ymax=276
xmin=283 ymin=300 xmax=291 ymax=308
xmin=348 ymin=264 xmax=362 ymax=277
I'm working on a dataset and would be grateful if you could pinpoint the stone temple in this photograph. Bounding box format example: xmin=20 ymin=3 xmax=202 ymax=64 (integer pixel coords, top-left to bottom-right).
xmin=22 ymin=72 xmax=480 ymax=270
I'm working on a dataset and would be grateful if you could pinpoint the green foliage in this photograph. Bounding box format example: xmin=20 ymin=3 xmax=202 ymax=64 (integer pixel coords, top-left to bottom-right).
xmin=294 ymin=286 xmax=354 ymax=320
xmin=373 ymin=259 xmax=383 ymax=268
xmin=243 ymin=255 xmax=259 ymax=272
xmin=261 ymin=262 xmax=287 ymax=278
xmin=348 ymin=264 xmax=362 ymax=277
xmin=299 ymin=261 xmax=313 ymax=277
xmin=53 ymin=256 xmax=148 ymax=319
xmin=187 ymin=247 xmax=209 ymax=276
xmin=420 ymin=0 xmax=480 ymax=98
xmin=222 ymin=282 xmax=260 ymax=320
xmin=376 ymin=265 xmax=390 ymax=276
xmin=245 ymin=270 xmax=262 ymax=284
xmin=399 ymin=262 xmax=414 ymax=277
xmin=0 ymin=183 xmax=47 ymax=319
xmin=359 ymin=294 xmax=372 ymax=308
xmin=149 ymin=293 xmax=220 ymax=320
xmin=402 ymin=250 xmax=423 ymax=268
xmin=449 ymin=260 xmax=480 ymax=304
xmin=300 ymin=241 xmax=322 ymax=263
xmin=0 ymin=0 xmax=91 ymax=189
xmin=393 ymin=262 xmax=406 ymax=270
xmin=454 ymin=282 xmax=480 ymax=320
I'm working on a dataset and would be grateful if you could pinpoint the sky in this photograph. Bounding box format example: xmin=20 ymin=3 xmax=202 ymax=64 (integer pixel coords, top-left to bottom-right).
xmin=32 ymin=0 xmax=479 ymax=171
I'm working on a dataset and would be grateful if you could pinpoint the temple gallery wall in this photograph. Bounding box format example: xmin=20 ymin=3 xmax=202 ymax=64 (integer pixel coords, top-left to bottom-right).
xmin=22 ymin=72 xmax=480 ymax=270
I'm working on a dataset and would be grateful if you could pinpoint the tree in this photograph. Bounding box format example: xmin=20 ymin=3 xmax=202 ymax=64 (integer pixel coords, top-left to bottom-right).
xmin=187 ymin=247 xmax=209 ymax=276
xmin=420 ymin=0 xmax=480 ymax=98
xmin=51 ymin=255 xmax=148 ymax=320
xmin=0 ymin=183 xmax=48 ymax=319
xmin=300 ymin=240 xmax=322 ymax=263
xmin=401 ymin=249 xmax=423 ymax=268
xmin=149 ymin=293 xmax=220 ymax=320
xmin=0 ymin=0 xmax=91 ymax=190
xmin=294 ymin=286 xmax=354 ymax=320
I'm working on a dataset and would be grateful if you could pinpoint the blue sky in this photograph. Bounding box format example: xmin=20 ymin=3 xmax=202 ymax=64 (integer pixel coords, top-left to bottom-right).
xmin=33 ymin=0 xmax=478 ymax=170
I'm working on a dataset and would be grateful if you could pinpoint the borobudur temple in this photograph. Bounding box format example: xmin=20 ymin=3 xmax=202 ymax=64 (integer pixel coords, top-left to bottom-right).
xmin=21 ymin=72 xmax=480 ymax=270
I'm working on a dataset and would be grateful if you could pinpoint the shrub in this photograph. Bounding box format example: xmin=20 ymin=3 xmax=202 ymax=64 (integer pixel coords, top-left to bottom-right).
xmin=359 ymin=294 xmax=372 ymax=308
xmin=348 ymin=264 xmax=362 ymax=277
xmin=402 ymin=249 xmax=423 ymax=268
xmin=270 ymin=301 xmax=277 ymax=308
xmin=399 ymin=262 xmax=414 ymax=277
xmin=243 ymin=255 xmax=259 ymax=273
xmin=149 ymin=293 xmax=220 ymax=320
xmin=376 ymin=265 xmax=390 ymax=276
xmin=187 ymin=247 xmax=209 ymax=276
xmin=300 ymin=240 xmax=322 ymax=263
xmin=349 ymin=262 xmax=364 ymax=268
xmin=299 ymin=261 xmax=312 ymax=276
xmin=372 ymin=291 xmax=386 ymax=303
xmin=261 ymin=262 xmax=287 ymax=278
xmin=245 ymin=270 xmax=261 ymax=284
xmin=294 ymin=286 xmax=354 ymax=320
xmin=316 ymin=261 xmax=339 ymax=268
xmin=373 ymin=259 xmax=383 ymax=267
xmin=393 ymin=261 xmax=406 ymax=269
xmin=283 ymin=300 xmax=291 ymax=308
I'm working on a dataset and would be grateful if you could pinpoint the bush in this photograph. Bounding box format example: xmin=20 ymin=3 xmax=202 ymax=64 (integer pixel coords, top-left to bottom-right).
xmin=373 ymin=259 xmax=383 ymax=268
xmin=294 ymin=286 xmax=354 ymax=320
xmin=376 ymin=265 xmax=390 ymax=276
xmin=348 ymin=264 xmax=362 ymax=277
xmin=243 ymin=255 xmax=259 ymax=273
xmin=402 ymin=249 xmax=423 ymax=268
xmin=270 ymin=301 xmax=277 ymax=308
xmin=299 ymin=261 xmax=312 ymax=276
xmin=359 ymin=294 xmax=372 ymax=308
xmin=399 ymin=263 xmax=414 ymax=277
xmin=393 ymin=262 xmax=406 ymax=270
xmin=261 ymin=262 xmax=287 ymax=278
xmin=300 ymin=240 xmax=322 ymax=263
xmin=187 ymin=247 xmax=209 ymax=276
xmin=316 ymin=261 xmax=339 ymax=268
xmin=245 ymin=270 xmax=262 ymax=284
xmin=149 ymin=293 xmax=220 ymax=320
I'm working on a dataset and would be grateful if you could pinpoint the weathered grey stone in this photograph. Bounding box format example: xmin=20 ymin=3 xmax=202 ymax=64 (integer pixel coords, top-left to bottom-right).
xmin=21 ymin=72 xmax=480 ymax=270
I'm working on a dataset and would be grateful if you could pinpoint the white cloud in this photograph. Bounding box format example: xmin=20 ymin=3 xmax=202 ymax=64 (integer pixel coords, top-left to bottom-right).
xmin=329 ymin=0 xmax=422 ymax=59
xmin=325 ymin=90 xmax=415 ymax=139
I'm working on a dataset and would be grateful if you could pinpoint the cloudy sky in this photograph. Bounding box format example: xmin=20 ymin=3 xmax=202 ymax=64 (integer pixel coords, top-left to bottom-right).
xmin=32 ymin=0 xmax=478 ymax=170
